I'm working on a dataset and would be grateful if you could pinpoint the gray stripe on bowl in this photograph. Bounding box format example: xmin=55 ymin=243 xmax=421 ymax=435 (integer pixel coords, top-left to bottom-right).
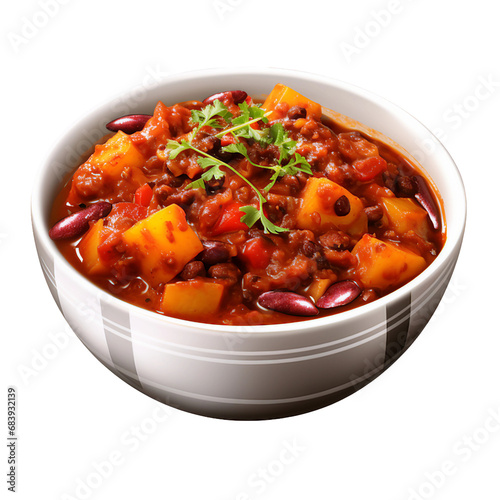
xmin=407 ymin=261 xmax=456 ymax=347
xmin=101 ymin=300 xmax=143 ymax=392
xmin=385 ymin=293 xmax=411 ymax=367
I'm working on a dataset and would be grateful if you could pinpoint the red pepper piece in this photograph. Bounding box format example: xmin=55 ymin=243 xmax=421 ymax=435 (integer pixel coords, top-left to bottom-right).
xmin=134 ymin=184 xmax=154 ymax=207
xmin=211 ymin=202 xmax=248 ymax=235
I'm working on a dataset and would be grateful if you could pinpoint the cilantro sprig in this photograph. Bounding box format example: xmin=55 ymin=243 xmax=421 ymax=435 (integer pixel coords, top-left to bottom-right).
xmin=165 ymin=99 xmax=312 ymax=234
xmin=190 ymin=99 xmax=232 ymax=137
xmin=218 ymin=101 xmax=270 ymax=145
xmin=168 ymin=141 xmax=283 ymax=233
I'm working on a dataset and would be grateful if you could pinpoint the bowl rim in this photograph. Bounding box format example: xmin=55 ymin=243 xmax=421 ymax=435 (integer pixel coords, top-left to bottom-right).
xmin=32 ymin=66 xmax=467 ymax=336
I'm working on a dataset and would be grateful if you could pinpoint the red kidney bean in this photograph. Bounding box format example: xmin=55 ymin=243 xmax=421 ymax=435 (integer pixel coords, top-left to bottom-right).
xmin=258 ymin=290 xmax=319 ymax=316
xmin=202 ymin=90 xmax=248 ymax=106
xmin=106 ymin=114 xmax=152 ymax=134
xmin=200 ymin=240 xmax=230 ymax=265
xmin=334 ymin=195 xmax=351 ymax=216
xmin=412 ymin=175 xmax=440 ymax=230
xmin=49 ymin=202 xmax=112 ymax=240
xmin=316 ymin=280 xmax=361 ymax=309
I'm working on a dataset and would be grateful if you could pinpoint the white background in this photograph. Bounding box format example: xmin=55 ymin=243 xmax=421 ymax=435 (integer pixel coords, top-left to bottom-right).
xmin=2 ymin=0 xmax=499 ymax=499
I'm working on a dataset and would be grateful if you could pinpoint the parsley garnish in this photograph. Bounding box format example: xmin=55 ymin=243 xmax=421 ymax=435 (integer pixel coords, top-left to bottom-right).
xmin=221 ymin=141 xmax=312 ymax=193
xmin=219 ymin=102 xmax=270 ymax=145
xmin=165 ymin=100 xmax=313 ymax=234
xmin=190 ymin=100 xmax=232 ymax=137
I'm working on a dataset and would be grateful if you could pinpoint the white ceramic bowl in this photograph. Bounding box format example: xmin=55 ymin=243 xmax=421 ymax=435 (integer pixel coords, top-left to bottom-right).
xmin=32 ymin=68 xmax=466 ymax=419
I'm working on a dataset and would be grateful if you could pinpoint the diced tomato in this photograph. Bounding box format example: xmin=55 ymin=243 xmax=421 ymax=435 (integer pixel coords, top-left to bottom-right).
xmin=211 ymin=202 xmax=248 ymax=235
xmin=245 ymin=95 xmax=253 ymax=105
xmin=105 ymin=203 xmax=148 ymax=232
xmin=240 ymin=238 xmax=271 ymax=269
xmin=220 ymin=134 xmax=236 ymax=147
xmin=134 ymin=183 xmax=154 ymax=207
xmin=352 ymin=156 xmax=388 ymax=182
xmin=97 ymin=233 xmax=121 ymax=265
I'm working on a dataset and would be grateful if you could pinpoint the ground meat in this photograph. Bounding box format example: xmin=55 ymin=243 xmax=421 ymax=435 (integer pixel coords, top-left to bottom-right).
xmin=287 ymin=106 xmax=307 ymax=120
xmin=242 ymin=273 xmax=272 ymax=300
xmin=323 ymin=249 xmax=356 ymax=268
xmin=318 ymin=230 xmax=351 ymax=250
xmin=394 ymin=175 xmax=417 ymax=197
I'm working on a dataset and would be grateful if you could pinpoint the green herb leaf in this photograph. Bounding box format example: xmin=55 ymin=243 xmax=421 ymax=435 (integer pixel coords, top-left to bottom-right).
xmin=166 ymin=139 xmax=192 ymax=159
xmin=185 ymin=161 xmax=225 ymax=190
xmin=263 ymin=167 xmax=281 ymax=193
xmin=239 ymin=205 xmax=287 ymax=234
xmin=268 ymin=123 xmax=297 ymax=163
xmin=197 ymin=157 xmax=223 ymax=170
xmin=221 ymin=142 xmax=247 ymax=156
xmin=239 ymin=205 xmax=261 ymax=228
xmin=263 ymin=153 xmax=312 ymax=193
xmin=221 ymin=143 xmax=274 ymax=172
xmin=185 ymin=178 xmax=206 ymax=190
xmin=225 ymin=102 xmax=270 ymax=145
xmin=191 ymin=99 xmax=232 ymax=137
xmin=282 ymin=153 xmax=313 ymax=176
xmin=261 ymin=212 xmax=288 ymax=234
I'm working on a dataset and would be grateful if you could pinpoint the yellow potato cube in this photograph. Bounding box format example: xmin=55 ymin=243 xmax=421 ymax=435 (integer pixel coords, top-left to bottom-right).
xmin=296 ymin=177 xmax=368 ymax=236
xmin=161 ymin=280 xmax=225 ymax=318
xmin=79 ymin=219 xmax=110 ymax=275
xmin=307 ymin=278 xmax=335 ymax=303
xmin=262 ymin=84 xmax=323 ymax=121
xmin=381 ymin=197 xmax=430 ymax=238
xmin=352 ymin=234 xmax=427 ymax=290
xmin=122 ymin=204 xmax=204 ymax=286
xmin=90 ymin=130 xmax=145 ymax=179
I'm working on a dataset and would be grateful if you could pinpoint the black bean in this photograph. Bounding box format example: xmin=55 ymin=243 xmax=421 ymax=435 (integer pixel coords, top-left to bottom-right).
xmin=180 ymin=261 xmax=206 ymax=280
xmin=206 ymin=177 xmax=225 ymax=195
xmin=200 ymin=241 xmax=230 ymax=266
xmin=334 ymin=195 xmax=351 ymax=216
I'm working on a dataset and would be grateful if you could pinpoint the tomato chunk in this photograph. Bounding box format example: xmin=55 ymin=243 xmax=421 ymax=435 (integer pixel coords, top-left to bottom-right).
xmin=212 ymin=202 xmax=248 ymax=235
xmin=352 ymin=156 xmax=387 ymax=181
xmin=240 ymin=238 xmax=271 ymax=269
xmin=220 ymin=134 xmax=236 ymax=147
